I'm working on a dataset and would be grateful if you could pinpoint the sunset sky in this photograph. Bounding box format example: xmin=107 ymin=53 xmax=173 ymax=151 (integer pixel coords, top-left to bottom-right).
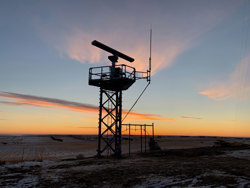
xmin=0 ymin=0 xmax=250 ymax=137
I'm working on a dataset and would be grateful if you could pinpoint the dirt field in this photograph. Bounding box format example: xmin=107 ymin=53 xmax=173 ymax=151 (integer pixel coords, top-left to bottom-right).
xmin=1 ymin=135 xmax=245 ymax=162
xmin=0 ymin=135 xmax=98 ymax=162
xmin=0 ymin=135 xmax=250 ymax=187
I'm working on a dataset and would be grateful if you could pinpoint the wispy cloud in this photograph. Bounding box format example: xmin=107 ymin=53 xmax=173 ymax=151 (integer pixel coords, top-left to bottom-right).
xmin=200 ymin=56 xmax=250 ymax=100
xmin=0 ymin=101 xmax=44 ymax=108
xmin=129 ymin=112 xmax=178 ymax=121
xmin=0 ymin=92 xmax=97 ymax=112
xmin=181 ymin=116 xmax=202 ymax=120
xmin=35 ymin=0 xmax=242 ymax=75
xmin=77 ymin=126 xmax=97 ymax=129
xmin=0 ymin=91 xmax=175 ymax=121
xmin=60 ymin=29 xmax=188 ymax=75
xmin=56 ymin=114 xmax=71 ymax=119
xmin=79 ymin=117 xmax=97 ymax=123
xmin=63 ymin=125 xmax=96 ymax=129
xmin=1 ymin=112 xmax=41 ymax=119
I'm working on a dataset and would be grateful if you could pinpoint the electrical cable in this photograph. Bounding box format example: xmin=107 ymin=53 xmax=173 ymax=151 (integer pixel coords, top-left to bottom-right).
xmin=122 ymin=82 xmax=150 ymax=123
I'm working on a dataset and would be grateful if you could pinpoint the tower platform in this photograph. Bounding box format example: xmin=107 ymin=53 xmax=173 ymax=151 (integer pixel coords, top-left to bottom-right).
xmin=89 ymin=64 xmax=136 ymax=91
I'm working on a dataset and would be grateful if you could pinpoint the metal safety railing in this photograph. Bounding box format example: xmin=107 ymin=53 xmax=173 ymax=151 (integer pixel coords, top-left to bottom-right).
xmin=135 ymin=70 xmax=151 ymax=82
xmin=89 ymin=64 xmax=136 ymax=81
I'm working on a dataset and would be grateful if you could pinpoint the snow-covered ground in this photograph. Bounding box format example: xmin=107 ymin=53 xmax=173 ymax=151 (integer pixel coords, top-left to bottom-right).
xmin=225 ymin=149 xmax=250 ymax=160
xmin=0 ymin=135 xmax=250 ymax=187
xmin=137 ymin=171 xmax=250 ymax=188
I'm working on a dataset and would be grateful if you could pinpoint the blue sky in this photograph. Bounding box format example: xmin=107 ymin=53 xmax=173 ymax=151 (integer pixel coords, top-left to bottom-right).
xmin=0 ymin=0 xmax=250 ymax=136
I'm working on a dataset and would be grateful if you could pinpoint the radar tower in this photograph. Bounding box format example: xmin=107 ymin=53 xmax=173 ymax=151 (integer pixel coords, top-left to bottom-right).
xmin=89 ymin=32 xmax=152 ymax=158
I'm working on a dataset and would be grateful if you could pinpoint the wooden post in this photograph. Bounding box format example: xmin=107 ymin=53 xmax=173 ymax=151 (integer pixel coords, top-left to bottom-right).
xmin=152 ymin=123 xmax=154 ymax=139
xmin=140 ymin=125 xmax=142 ymax=153
xmin=144 ymin=124 xmax=146 ymax=152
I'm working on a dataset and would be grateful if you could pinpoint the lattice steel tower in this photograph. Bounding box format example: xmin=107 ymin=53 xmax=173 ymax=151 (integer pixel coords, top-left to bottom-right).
xmin=89 ymin=38 xmax=151 ymax=158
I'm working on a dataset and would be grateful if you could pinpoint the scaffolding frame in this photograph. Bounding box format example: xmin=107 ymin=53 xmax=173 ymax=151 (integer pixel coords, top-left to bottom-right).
xmin=122 ymin=123 xmax=154 ymax=155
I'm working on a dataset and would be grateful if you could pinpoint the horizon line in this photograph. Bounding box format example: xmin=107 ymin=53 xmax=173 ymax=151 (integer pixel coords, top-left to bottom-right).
xmin=0 ymin=134 xmax=249 ymax=139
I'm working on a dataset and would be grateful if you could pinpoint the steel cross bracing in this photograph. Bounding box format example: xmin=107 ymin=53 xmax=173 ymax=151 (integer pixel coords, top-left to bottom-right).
xmin=97 ymin=88 xmax=122 ymax=158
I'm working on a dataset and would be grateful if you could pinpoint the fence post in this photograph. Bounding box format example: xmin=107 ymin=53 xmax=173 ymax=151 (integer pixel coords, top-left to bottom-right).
xmin=129 ymin=124 xmax=131 ymax=155
xmin=140 ymin=125 xmax=143 ymax=153
xmin=144 ymin=124 xmax=146 ymax=152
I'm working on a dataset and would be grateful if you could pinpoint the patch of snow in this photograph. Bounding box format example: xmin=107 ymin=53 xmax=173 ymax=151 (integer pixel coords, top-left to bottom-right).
xmin=16 ymin=176 xmax=38 ymax=188
xmin=136 ymin=170 xmax=250 ymax=188
xmin=224 ymin=150 xmax=250 ymax=160
xmin=136 ymin=175 xmax=194 ymax=187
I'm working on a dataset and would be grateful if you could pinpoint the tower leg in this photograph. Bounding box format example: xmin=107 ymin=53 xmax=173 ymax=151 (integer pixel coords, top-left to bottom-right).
xmin=97 ymin=88 xmax=103 ymax=158
xmin=97 ymin=89 xmax=122 ymax=158
xmin=115 ymin=90 xmax=122 ymax=158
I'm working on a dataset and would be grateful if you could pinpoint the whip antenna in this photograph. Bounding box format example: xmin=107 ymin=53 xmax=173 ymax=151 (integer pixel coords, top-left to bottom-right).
xmin=147 ymin=27 xmax=152 ymax=83
xmin=149 ymin=27 xmax=152 ymax=73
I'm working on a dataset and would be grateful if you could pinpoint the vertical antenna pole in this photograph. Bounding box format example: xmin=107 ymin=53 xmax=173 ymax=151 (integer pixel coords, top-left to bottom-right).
xmin=149 ymin=27 xmax=152 ymax=73
xmin=148 ymin=26 xmax=152 ymax=83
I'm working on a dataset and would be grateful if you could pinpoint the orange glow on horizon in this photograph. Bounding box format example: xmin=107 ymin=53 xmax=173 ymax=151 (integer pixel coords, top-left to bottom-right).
xmin=1 ymin=92 xmax=249 ymax=137
xmin=1 ymin=114 xmax=249 ymax=137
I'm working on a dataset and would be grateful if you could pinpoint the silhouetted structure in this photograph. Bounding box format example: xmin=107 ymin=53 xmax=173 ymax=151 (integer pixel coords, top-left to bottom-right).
xmin=89 ymin=35 xmax=151 ymax=158
xmin=123 ymin=123 xmax=155 ymax=155
xmin=149 ymin=137 xmax=161 ymax=151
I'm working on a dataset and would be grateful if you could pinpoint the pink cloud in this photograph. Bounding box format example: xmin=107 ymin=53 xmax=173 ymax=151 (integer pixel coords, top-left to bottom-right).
xmin=56 ymin=114 xmax=71 ymax=119
xmin=200 ymin=56 xmax=250 ymax=100
xmin=77 ymin=126 xmax=97 ymax=129
xmin=34 ymin=1 xmax=242 ymax=75
xmin=63 ymin=30 xmax=103 ymax=64
xmin=181 ymin=116 xmax=202 ymax=120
